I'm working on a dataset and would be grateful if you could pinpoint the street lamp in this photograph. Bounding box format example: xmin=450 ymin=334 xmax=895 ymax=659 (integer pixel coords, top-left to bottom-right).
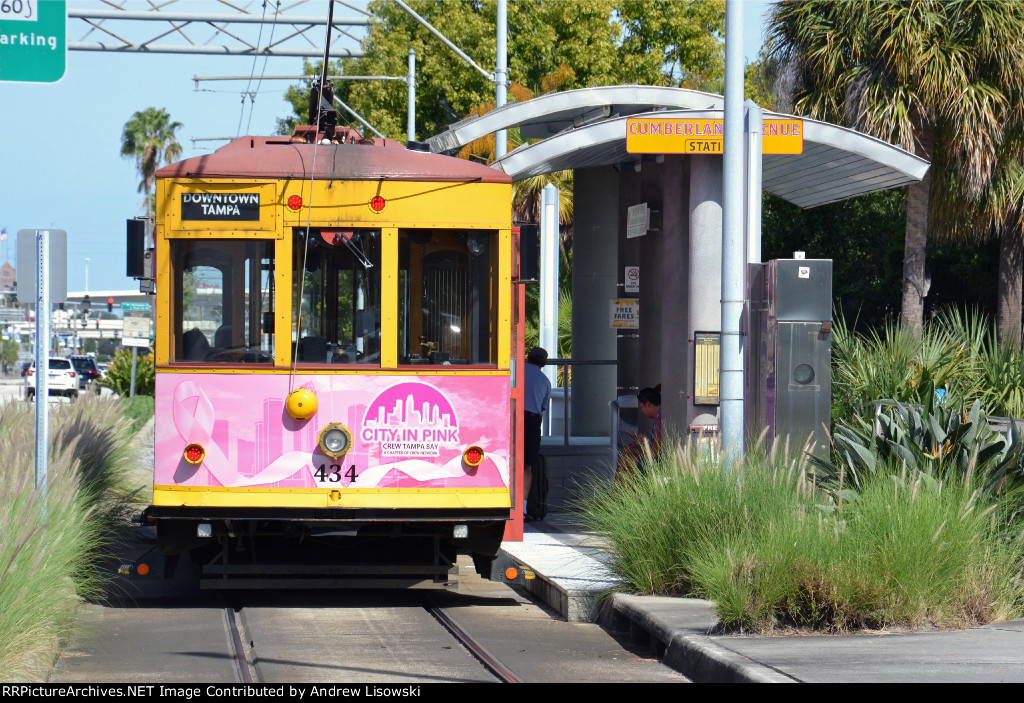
xmin=84 ymin=257 xmax=90 ymax=293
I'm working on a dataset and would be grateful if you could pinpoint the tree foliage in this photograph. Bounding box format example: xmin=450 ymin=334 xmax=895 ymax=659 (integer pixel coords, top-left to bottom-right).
xmin=766 ymin=0 xmax=1024 ymax=334
xmin=120 ymin=107 xmax=183 ymax=221
xmin=99 ymin=348 xmax=154 ymax=398
xmin=278 ymin=0 xmax=725 ymax=140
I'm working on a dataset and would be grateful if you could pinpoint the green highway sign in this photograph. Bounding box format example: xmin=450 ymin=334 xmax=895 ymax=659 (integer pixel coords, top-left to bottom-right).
xmin=121 ymin=302 xmax=152 ymax=311
xmin=0 ymin=0 xmax=66 ymax=84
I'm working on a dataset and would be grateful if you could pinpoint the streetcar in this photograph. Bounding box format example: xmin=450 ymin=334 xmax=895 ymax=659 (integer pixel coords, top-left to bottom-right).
xmin=127 ymin=114 xmax=526 ymax=589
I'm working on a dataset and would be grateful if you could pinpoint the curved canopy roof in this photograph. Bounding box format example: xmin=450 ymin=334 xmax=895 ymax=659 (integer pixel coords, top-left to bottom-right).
xmin=429 ymin=86 xmax=928 ymax=209
xmin=428 ymin=85 xmax=723 ymax=153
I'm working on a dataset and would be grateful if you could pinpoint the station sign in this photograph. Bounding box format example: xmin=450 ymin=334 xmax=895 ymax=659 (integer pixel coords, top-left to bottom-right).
xmin=626 ymin=117 xmax=803 ymax=155
xmin=0 ymin=1 xmax=67 ymax=84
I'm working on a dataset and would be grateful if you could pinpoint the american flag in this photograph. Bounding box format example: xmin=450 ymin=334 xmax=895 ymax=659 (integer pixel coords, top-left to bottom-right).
xmin=0 ymin=228 xmax=6 ymax=241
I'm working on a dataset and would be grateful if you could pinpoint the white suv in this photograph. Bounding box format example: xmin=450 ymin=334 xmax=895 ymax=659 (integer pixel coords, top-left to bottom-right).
xmin=25 ymin=357 xmax=78 ymax=400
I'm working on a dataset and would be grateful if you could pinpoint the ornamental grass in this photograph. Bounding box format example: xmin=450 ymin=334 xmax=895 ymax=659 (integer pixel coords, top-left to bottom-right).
xmin=0 ymin=396 xmax=137 ymax=680
xmin=577 ymin=440 xmax=1024 ymax=633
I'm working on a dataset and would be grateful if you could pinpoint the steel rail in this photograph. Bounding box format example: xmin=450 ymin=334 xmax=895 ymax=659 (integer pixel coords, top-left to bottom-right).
xmin=427 ymin=604 xmax=523 ymax=683
xmin=225 ymin=608 xmax=256 ymax=683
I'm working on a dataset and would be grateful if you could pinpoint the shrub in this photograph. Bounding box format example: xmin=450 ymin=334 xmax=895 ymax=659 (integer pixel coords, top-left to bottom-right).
xmin=576 ymin=440 xmax=1024 ymax=633
xmin=121 ymin=395 xmax=155 ymax=426
xmin=100 ymin=348 xmax=154 ymax=397
xmin=812 ymin=395 xmax=1024 ymax=498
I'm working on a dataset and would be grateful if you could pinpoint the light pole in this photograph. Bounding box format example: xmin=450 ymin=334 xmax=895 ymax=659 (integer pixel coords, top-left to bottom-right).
xmin=84 ymin=257 xmax=90 ymax=293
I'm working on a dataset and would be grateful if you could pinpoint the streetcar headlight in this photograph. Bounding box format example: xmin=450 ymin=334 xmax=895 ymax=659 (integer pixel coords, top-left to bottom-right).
xmin=318 ymin=423 xmax=353 ymax=459
xmin=453 ymin=524 xmax=468 ymax=539
xmin=197 ymin=523 xmax=212 ymax=538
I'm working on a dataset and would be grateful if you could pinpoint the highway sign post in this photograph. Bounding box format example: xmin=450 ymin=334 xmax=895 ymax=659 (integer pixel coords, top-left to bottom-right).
xmin=0 ymin=0 xmax=67 ymax=84
xmin=121 ymin=301 xmax=151 ymax=398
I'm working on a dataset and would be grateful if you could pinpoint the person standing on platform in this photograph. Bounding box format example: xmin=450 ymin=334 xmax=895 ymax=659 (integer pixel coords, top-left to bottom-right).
xmin=615 ymin=385 xmax=662 ymax=486
xmin=637 ymin=385 xmax=663 ymax=451
xmin=524 ymin=346 xmax=551 ymax=520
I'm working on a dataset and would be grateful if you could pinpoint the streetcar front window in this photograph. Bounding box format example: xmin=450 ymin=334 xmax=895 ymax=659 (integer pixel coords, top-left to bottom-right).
xmin=171 ymin=240 xmax=274 ymax=364
xmin=399 ymin=229 xmax=498 ymax=366
xmin=292 ymin=228 xmax=382 ymax=366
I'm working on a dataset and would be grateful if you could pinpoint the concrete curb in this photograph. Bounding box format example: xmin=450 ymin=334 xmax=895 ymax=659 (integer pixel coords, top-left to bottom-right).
xmin=603 ymin=594 xmax=797 ymax=683
xmin=497 ymin=542 xmax=616 ymax=622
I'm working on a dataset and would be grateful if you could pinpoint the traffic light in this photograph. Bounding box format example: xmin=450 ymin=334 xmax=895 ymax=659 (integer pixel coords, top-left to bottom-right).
xmin=107 ymin=298 xmax=113 ymax=313
xmin=82 ymin=295 xmax=91 ymax=314
xmin=58 ymin=302 xmax=64 ymax=311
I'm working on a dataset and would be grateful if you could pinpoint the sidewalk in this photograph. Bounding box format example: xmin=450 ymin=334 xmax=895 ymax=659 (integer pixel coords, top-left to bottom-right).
xmin=499 ymin=513 xmax=1024 ymax=683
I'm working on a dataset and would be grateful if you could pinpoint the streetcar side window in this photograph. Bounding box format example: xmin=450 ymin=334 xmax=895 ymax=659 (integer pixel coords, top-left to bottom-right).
xmin=399 ymin=229 xmax=498 ymax=366
xmin=171 ymin=240 xmax=274 ymax=364
xmin=292 ymin=228 xmax=381 ymax=366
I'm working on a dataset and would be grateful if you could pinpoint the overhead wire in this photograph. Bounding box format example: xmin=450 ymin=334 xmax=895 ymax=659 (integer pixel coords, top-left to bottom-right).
xmin=236 ymin=0 xmax=271 ymax=137
xmin=290 ymin=0 xmax=337 ymax=389
xmin=245 ymin=0 xmax=284 ymax=135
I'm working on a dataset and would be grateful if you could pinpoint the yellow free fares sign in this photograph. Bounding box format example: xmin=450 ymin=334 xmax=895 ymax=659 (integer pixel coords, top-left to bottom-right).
xmin=626 ymin=118 xmax=803 ymax=155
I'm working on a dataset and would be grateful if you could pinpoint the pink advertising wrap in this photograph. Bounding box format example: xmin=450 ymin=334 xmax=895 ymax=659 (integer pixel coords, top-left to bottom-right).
xmin=155 ymin=374 xmax=511 ymax=490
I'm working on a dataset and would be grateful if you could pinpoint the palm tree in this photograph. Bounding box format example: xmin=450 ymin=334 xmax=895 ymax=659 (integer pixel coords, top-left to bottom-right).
xmin=120 ymin=107 xmax=183 ymax=224
xmin=935 ymin=155 xmax=1024 ymax=346
xmin=766 ymin=1 xmax=1024 ymax=334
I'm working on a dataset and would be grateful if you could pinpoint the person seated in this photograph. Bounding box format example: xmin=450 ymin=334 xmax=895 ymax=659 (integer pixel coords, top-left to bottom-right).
xmin=181 ymin=328 xmax=211 ymax=361
xmin=615 ymin=385 xmax=662 ymax=486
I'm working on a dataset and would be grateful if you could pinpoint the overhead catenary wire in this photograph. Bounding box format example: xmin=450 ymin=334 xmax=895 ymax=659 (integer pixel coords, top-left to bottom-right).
xmin=245 ymin=0 xmax=284 ymax=135
xmin=290 ymin=0 xmax=336 ymax=388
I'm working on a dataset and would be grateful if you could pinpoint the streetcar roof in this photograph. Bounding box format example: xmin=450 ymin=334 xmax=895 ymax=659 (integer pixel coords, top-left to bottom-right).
xmin=157 ymin=135 xmax=511 ymax=184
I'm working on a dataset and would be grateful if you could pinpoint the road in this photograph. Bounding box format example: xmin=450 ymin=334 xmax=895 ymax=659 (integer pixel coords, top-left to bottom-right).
xmin=52 ymin=550 xmax=687 ymax=684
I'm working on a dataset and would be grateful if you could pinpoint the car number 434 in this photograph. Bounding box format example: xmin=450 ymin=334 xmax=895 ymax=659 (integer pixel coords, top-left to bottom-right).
xmin=314 ymin=464 xmax=358 ymax=483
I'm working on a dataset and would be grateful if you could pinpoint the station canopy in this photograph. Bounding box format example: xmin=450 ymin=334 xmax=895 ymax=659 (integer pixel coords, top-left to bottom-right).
xmin=427 ymin=85 xmax=929 ymax=209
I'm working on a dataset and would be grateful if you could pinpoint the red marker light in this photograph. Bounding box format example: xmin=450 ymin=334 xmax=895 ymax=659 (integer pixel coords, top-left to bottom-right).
xmin=369 ymin=196 xmax=386 ymax=212
xmin=184 ymin=443 xmax=205 ymax=464
xmin=463 ymin=446 xmax=484 ymax=467
xmin=287 ymin=195 xmax=303 ymax=211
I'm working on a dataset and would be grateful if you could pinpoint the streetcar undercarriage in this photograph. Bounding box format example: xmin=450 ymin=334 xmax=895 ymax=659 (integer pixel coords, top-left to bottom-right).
xmin=132 ymin=507 xmax=510 ymax=589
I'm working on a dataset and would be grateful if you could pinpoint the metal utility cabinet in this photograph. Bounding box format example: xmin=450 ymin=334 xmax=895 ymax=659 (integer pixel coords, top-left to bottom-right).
xmin=748 ymin=258 xmax=832 ymax=459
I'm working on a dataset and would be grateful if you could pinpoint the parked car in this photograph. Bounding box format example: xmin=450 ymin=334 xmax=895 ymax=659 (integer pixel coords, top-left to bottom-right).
xmin=25 ymin=357 xmax=78 ymax=400
xmin=69 ymin=355 xmax=102 ymax=394
xmin=20 ymin=360 xmax=31 ymax=377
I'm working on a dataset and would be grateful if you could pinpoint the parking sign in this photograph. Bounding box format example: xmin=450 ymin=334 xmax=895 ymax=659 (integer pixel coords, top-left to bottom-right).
xmin=0 ymin=1 xmax=67 ymax=84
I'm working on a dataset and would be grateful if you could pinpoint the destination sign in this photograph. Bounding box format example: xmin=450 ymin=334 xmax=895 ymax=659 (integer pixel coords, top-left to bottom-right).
xmin=181 ymin=193 xmax=260 ymax=221
xmin=626 ymin=118 xmax=803 ymax=155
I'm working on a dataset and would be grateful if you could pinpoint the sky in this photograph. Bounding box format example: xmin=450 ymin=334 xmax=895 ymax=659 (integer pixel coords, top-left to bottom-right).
xmin=0 ymin=0 xmax=771 ymax=294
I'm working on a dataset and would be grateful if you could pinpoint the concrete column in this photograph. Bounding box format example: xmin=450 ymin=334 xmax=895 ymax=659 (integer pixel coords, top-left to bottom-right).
xmin=687 ymin=155 xmax=723 ymax=426
xmin=635 ymin=162 xmax=664 ymax=441
xmin=618 ymin=166 xmax=643 ymax=403
xmin=659 ymin=156 xmax=690 ymax=439
xmin=572 ymin=166 xmax=620 ymax=436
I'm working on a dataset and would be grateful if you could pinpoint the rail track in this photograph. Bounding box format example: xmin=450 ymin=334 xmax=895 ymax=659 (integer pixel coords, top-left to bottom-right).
xmin=220 ymin=594 xmax=521 ymax=683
